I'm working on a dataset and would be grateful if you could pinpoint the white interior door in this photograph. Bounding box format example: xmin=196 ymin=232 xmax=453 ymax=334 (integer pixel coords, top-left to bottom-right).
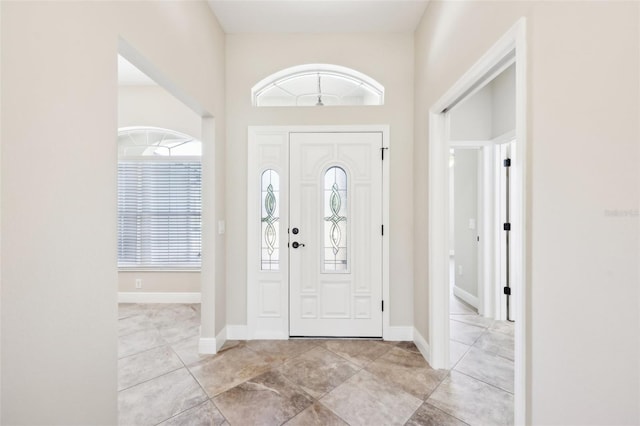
xmin=289 ymin=132 xmax=383 ymax=337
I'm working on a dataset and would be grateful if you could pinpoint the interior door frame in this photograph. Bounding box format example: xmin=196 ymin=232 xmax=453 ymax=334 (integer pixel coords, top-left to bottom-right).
xmin=427 ymin=18 xmax=527 ymax=424
xmin=247 ymin=125 xmax=391 ymax=341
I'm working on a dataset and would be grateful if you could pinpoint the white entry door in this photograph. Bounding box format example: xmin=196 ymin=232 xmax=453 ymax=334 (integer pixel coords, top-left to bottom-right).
xmin=289 ymin=132 xmax=383 ymax=337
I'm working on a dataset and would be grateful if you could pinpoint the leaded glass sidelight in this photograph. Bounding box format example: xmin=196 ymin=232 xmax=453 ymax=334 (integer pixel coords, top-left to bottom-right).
xmin=323 ymin=166 xmax=348 ymax=271
xmin=261 ymin=170 xmax=280 ymax=270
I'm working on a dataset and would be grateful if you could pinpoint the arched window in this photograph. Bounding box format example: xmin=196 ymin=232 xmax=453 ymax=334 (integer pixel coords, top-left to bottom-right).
xmin=117 ymin=127 xmax=202 ymax=269
xmin=252 ymin=64 xmax=384 ymax=107
xmin=117 ymin=126 xmax=201 ymax=157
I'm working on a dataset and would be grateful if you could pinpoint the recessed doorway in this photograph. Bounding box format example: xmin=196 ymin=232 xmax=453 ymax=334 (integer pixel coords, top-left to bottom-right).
xmin=247 ymin=126 xmax=390 ymax=340
xmin=427 ymin=18 xmax=527 ymax=424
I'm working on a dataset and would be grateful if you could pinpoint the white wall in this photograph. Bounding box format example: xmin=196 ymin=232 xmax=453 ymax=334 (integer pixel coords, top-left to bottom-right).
xmin=118 ymin=85 xmax=202 ymax=139
xmin=449 ymin=63 xmax=515 ymax=141
xmin=453 ymin=149 xmax=479 ymax=299
xmin=414 ymin=1 xmax=639 ymax=423
xmin=226 ymin=33 xmax=415 ymax=327
xmin=450 ymin=84 xmax=492 ymax=141
xmin=491 ymin=63 xmax=515 ymax=138
xmin=0 ymin=2 xmax=226 ymax=424
xmin=118 ymin=85 xmax=202 ymax=294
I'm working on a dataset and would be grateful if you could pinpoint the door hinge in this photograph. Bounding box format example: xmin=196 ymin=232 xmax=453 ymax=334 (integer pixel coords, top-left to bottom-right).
xmin=503 ymin=223 xmax=511 ymax=231
xmin=381 ymin=224 xmax=384 ymax=236
xmin=504 ymin=158 xmax=511 ymax=167
xmin=503 ymin=286 xmax=511 ymax=296
xmin=381 ymin=300 xmax=384 ymax=312
xmin=381 ymin=147 xmax=389 ymax=160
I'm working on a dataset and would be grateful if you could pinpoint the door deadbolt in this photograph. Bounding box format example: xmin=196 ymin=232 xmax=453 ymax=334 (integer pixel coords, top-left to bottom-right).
xmin=292 ymin=241 xmax=305 ymax=249
xmin=292 ymin=227 xmax=299 ymax=234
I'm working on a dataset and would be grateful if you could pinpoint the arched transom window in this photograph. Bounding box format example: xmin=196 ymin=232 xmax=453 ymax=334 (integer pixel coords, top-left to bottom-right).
xmin=252 ymin=64 xmax=384 ymax=107
xmin=118 ymin=126 xmax=201 ymax=157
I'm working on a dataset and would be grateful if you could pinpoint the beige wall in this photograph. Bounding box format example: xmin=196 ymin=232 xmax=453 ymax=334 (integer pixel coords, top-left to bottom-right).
xmin=450 ymin=83 xmax=492 ymax=141
xmin=118 ymin=85 xmax=202 ymax=139
xmin=0 ymin=1 xmax=225 ymax=424
xmin=117 ymin=85 xmax=203 ymax=294
xmin=119 ymin=272 xmax=200 ymax=293
xmin=449 ymin=64 xmax=515 ymax=141
xmin=491 ymin=63 xmax=515 ymax=138
xmin=453 ymin=149 xmax=479 ymax=298
xmin=226 ymin=33 xmax=415 ymax=327
xmin=414 ymin=1 xmax=639 ymax=423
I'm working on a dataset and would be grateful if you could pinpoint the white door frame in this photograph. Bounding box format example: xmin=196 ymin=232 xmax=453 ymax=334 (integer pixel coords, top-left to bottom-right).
xmin=427 ymin=18 xmax=527 ymax=424
xmin=247 ymin=125 xmax=391 ymax=340
xmin=450 ymin=130 xmax=516 ymax=321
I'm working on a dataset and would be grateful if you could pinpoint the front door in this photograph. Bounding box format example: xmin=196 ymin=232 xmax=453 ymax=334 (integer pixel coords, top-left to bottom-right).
xmin=289 ymin=132 xmax=383 ymax=337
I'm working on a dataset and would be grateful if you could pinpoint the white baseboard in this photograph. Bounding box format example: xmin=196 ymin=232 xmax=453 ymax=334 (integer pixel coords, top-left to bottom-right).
xmin=453 ymin=286 xmax=479 ymax=309
xmin=198 ymin=328 xmax=228 ymax=354
xmin=118 ymin=292 xmax=201 ymax=304
xmin=198 ymin=337 xmax=217 ymax=354
xmin=383 ymin=326 xmax=413 ymax=341
xmin=413 ymin=327 xmax=431 ymax=365
xmin=215 ymin=327 xmax=226 ymax=352
xmin=253 ymin=331 xmax=289 ymax=340
xmin=226 ymin=325 xmax=248 ymax=340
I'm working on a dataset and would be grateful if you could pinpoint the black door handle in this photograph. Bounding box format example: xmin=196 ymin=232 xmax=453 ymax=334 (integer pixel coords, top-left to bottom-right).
xmin=292 ymin=242 xmax=305 ymax=249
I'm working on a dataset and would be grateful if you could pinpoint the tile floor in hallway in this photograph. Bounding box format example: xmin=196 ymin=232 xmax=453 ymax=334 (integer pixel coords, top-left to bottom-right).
xmin=118 ymin=303 xmax=514 ymax=426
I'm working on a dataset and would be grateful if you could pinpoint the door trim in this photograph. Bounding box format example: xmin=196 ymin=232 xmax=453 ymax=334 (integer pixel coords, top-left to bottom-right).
xmin=247 ymin=125 xmax=391 ymax=340
xmin=427 ymin=18 xmax=527 ymax=425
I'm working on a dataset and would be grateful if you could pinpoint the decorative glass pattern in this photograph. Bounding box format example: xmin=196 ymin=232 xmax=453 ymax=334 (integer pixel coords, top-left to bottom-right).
xmin=261 ymin=170 xmax=280 ymax=270
xmin=252 ymin=64 xmax=385 ymax=107
xmin=323 ymin=167 xmax=348 ymax=271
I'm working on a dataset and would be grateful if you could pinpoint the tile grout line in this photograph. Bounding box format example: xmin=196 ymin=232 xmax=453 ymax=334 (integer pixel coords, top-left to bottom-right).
xmin=210 ymin=398 xmax=231 ymax=425
xmin=422 ymin=371 xmax=474 ymax=425
xmin=272 ymin=369 xmax=320 ymax=425
xmin=448 ymin=340 xmax=472 ymax=370
xmin=421 ymin=401 xmax=471 ymax=426
xmin=152 ymin=399 xmax=216 ymax=426
xmin=468 ymin=339 xmax=515 ymax=361
xmin=469 ymin=331 xmax=515 ymax=362
xmin=117 ymin=365 xmax=188 ymax=393
xmin=146 ymin=342 xmax=216 ymax=424
xmin=452 ymin=368 xmax=514 ymax=395
xmin=449 ymin=317 xmax=491 ymax=329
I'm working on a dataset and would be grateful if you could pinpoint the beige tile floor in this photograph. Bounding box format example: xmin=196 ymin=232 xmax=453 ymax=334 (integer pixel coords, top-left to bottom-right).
xmin=118 ymin=303 xmax=514 ymax=426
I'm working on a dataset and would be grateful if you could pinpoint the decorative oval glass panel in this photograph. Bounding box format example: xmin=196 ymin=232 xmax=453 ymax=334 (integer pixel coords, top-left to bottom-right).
xmin=261 ymin=169 xmax=280 ymax=270
xmin=323 ymin=166 xmax=348 ymax=272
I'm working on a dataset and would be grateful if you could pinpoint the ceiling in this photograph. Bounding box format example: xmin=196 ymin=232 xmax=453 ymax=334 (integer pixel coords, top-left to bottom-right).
xmin=118 ymin=1 xmax=429 ymax=84
xmin=207 ymin=0 xmax=430 ymax=34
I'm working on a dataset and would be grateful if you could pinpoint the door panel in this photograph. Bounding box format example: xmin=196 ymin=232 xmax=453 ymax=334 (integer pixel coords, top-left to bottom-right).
xmin=289 ymin=132 xmax=383 ymax=337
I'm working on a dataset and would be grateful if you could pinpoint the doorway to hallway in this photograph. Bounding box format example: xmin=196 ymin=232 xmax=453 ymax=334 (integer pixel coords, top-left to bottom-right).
xmin=427 ymin=18 xmax=527 ymax=424
xmin=247 ymin=126 xmax=390 ymax=340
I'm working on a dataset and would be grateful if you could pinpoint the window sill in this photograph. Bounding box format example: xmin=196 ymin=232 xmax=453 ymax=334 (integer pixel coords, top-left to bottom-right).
xmin=118 ymin=268 xmax=201 ymax=273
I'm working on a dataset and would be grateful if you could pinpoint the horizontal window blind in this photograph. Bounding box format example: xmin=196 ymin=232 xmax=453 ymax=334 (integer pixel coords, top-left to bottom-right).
xmin=118 ymin=161 xmax=202 ymax=269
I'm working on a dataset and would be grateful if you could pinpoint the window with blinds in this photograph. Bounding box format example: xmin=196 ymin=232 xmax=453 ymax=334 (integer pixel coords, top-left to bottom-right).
xmin=117 ymin=127 xmax=202 ymax=270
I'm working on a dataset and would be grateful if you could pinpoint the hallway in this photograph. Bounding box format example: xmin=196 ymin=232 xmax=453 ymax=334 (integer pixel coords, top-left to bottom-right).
xmin=118 ymin=303 xmax=513 ymax=425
